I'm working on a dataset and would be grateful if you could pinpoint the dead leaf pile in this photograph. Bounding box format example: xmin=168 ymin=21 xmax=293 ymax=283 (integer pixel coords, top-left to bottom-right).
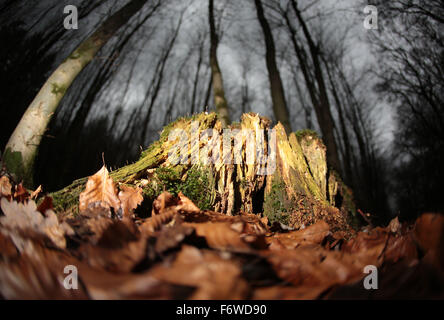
xmin=0 ymin=170 xmax=443 ymax=300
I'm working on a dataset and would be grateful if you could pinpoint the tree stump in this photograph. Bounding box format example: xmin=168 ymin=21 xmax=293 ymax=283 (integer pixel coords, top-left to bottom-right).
xmin=52 ymin=112 xmax=358 ymax=233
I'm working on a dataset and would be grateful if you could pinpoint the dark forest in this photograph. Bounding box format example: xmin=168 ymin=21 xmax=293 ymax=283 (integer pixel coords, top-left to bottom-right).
xmin=0 ymin=0 xmax=443 ymax=301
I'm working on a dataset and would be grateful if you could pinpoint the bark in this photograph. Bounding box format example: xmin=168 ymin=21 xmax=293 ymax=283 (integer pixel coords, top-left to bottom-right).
xmin=254 ymin=0 xmax=292 ymax=134
xmin=3 ymin=0 xmax=153 ymax=186
xmin=203 ymin=75 xmax=213 ymax=110
xmin=209 ymin=0 xmax=231 ymax=127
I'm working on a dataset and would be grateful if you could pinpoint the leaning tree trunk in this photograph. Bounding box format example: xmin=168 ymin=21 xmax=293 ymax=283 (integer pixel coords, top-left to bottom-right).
xmin=52 ymin=112 xmax=358 ymax=233
xmin=3 ymin=0 xmax=152 ymax=186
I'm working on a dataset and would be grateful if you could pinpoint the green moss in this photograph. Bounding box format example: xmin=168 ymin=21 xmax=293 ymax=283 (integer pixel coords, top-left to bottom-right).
xmin=51 ymin=83 xmax=67 ymax=96
xmin=263 ymin=176 xmax=292 ymax=225
xmin=3 ymin=148 xmax=24 ymax=179
xmin=3 ymin=147 xmax=34 ymax=187
xmin=142 ymin=165 xmax=215 ymax=211
xmin=50 ymin=112 xmax=219 ymax=214
xmin=50 ymin=177 xmax=86 ymax=216
xmin=180 ymin=165 xmax=215 ymax=210
xmin=295 ymin=129 xmax=319 ymax=141
xmin=328 ymin=170 xmax=359 ymax=229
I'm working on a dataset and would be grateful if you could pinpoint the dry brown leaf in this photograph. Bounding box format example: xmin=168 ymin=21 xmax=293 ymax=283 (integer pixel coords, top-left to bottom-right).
xmin=0 ymin=176 xmax=12 ymax=197
xmin=266 ymin=220 xmax=330 ymax=249
xmin=67 ymin=210 xmax=114 ymax=244
xmin=253 ymin=285 xmax=330 ymax=300
xmin=387 ymin=216 xmax=402 ymax=235
xmin=177 ymin=192 xmax=200 ymax=213
xmin=78 ymin=237 xmax=147 ymax=273
xmin=151 ymin=191 xmax=177 ymax=216
xmin=37 ymin=196 xmax=54 ymax=214
xmin=414 ymin=213 xmax=444 ymax=270
xmin=0 ymin=237 xmax=190 ymax=300
xmin=183 ymin=221 xmax=265 ymax=251
xmin=13 ymin=183 xmax=29 ymax=202
xmin=79 ymin=166 xmax=120 ymax=213
xmin=30 ymin=185 xmax=42 ymax=200
xmin=263 ymin=246 xmax=373 ymax=289
xmin=0 ymin=242 xmax=88 ymax=299
xmin=153 ymin=224 xmax=195 ymax=255
xmin=140 ymin=208 xmax=177 ymax=234
xmin=150 ymin=245 xmax=249 ymax=299
xmin=118 ymin=185 xmax=143 ymax=218
xmin=0 ymin=198 xmax=74 ymax=248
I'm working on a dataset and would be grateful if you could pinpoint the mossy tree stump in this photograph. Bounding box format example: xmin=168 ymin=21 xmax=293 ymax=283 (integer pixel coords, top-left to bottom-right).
xmin=52 ymin=112 xmax=357 ymax=232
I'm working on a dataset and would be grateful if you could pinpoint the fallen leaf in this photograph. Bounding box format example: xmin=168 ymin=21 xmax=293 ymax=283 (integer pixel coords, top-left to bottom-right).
xmin=37 ymin=196 xmax=53 ymax=214
xmin=414 ymin=213 xmax=444 ymax=270
xmin=151 ymin=191 xmax=177 ymax=216
xmin=183 ymin=221 xmax=264 ymax=251
xmin=30 ymin=185 xmax=42 ymax=200
xmin=0 ymin=176 xmax=12 ymax=197
xmin=153 ymin=224 xmax=195 ymax=255
xmin=150 ymin=245 xmax=249 ymax=299
xmin=79 ymin=166 xmax=120 ymax=213
xmin=266 ymin=220 xmax=330 ymax=249
xmin=77 ymin=220 xmax=147 ymax=273
xmin=388 ymin=216 xmax=401 ymax=234
xmin=13 ymin=183 xmax=29 ymax=202
xmin=118 ymin=185 xmax=143 ymax=218
xmin=177 ymin=192 xmax=200 ymax=213
xmin=0 ymin=198 xmax=73 ymax=248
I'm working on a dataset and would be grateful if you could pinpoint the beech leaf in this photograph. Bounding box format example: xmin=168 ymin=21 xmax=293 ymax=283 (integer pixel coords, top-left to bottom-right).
xmin=118 ymin=185 xmax=143 ymax=218
xmin=79 ymin=166 xmax=120 ymax=213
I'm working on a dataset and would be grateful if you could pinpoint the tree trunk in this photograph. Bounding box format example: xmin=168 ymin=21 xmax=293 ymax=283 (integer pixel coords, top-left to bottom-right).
xmin=290 ymin=0 xmax=342 ymax=175
xmin=254 ymin=0 xmax=292 ymax=134
xmin=139 ymin=13 xmax=183 ymax=145
xmin=322 ymin=56 xmax=353 ymax=184
xmin=3 ymin=0 xmax=152 ymax=186
xmin=209 ymin=0 xmax=230 ymax=127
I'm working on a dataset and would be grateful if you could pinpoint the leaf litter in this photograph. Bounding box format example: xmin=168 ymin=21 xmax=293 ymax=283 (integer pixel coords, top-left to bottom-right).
xmin=0 ymin=170 xmax=443 ymax=299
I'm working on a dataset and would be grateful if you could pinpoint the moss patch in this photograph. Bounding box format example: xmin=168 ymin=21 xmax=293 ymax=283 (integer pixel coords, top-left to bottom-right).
xmin=295 ymin=129 xmax=319 ymax=142
xmin=263 ymin=176 xmax=292 ymax=225
xmin=142 ymin=165 xmax=215 ymax=211
xmin=51 ymin=83 xmax=67 ymax=96
xmin=3 ymin=147 xmax=34 ymax=187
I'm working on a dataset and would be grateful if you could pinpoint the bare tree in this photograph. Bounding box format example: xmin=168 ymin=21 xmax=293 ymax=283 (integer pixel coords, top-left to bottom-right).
xmin=254 ymin=0 xmax=292 ymax=134
xmin=3 ymin=0 xmax=161 ymax=185
xmin=289 ymin=0 xmax=341 ymax=174
xmin=370 ymin=0 xmax=444 ymax=217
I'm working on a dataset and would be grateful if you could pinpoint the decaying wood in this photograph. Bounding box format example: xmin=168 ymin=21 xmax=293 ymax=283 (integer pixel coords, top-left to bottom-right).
xmin=52 ymin=112 xmax=357 ymax=233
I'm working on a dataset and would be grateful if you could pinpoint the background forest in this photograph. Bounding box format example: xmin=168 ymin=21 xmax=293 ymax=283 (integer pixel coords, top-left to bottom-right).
xmin=1 ymin=0 xmax=443 ymax=224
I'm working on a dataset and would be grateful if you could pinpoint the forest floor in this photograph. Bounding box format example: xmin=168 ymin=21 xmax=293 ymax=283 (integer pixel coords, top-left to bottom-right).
xmin=0 ymin=168 xmax=444 ymax=300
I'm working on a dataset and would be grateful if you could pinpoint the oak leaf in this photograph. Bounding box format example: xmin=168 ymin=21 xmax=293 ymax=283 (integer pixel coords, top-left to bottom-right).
xmin=79 ymin=166 xmax=120 ymax=213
